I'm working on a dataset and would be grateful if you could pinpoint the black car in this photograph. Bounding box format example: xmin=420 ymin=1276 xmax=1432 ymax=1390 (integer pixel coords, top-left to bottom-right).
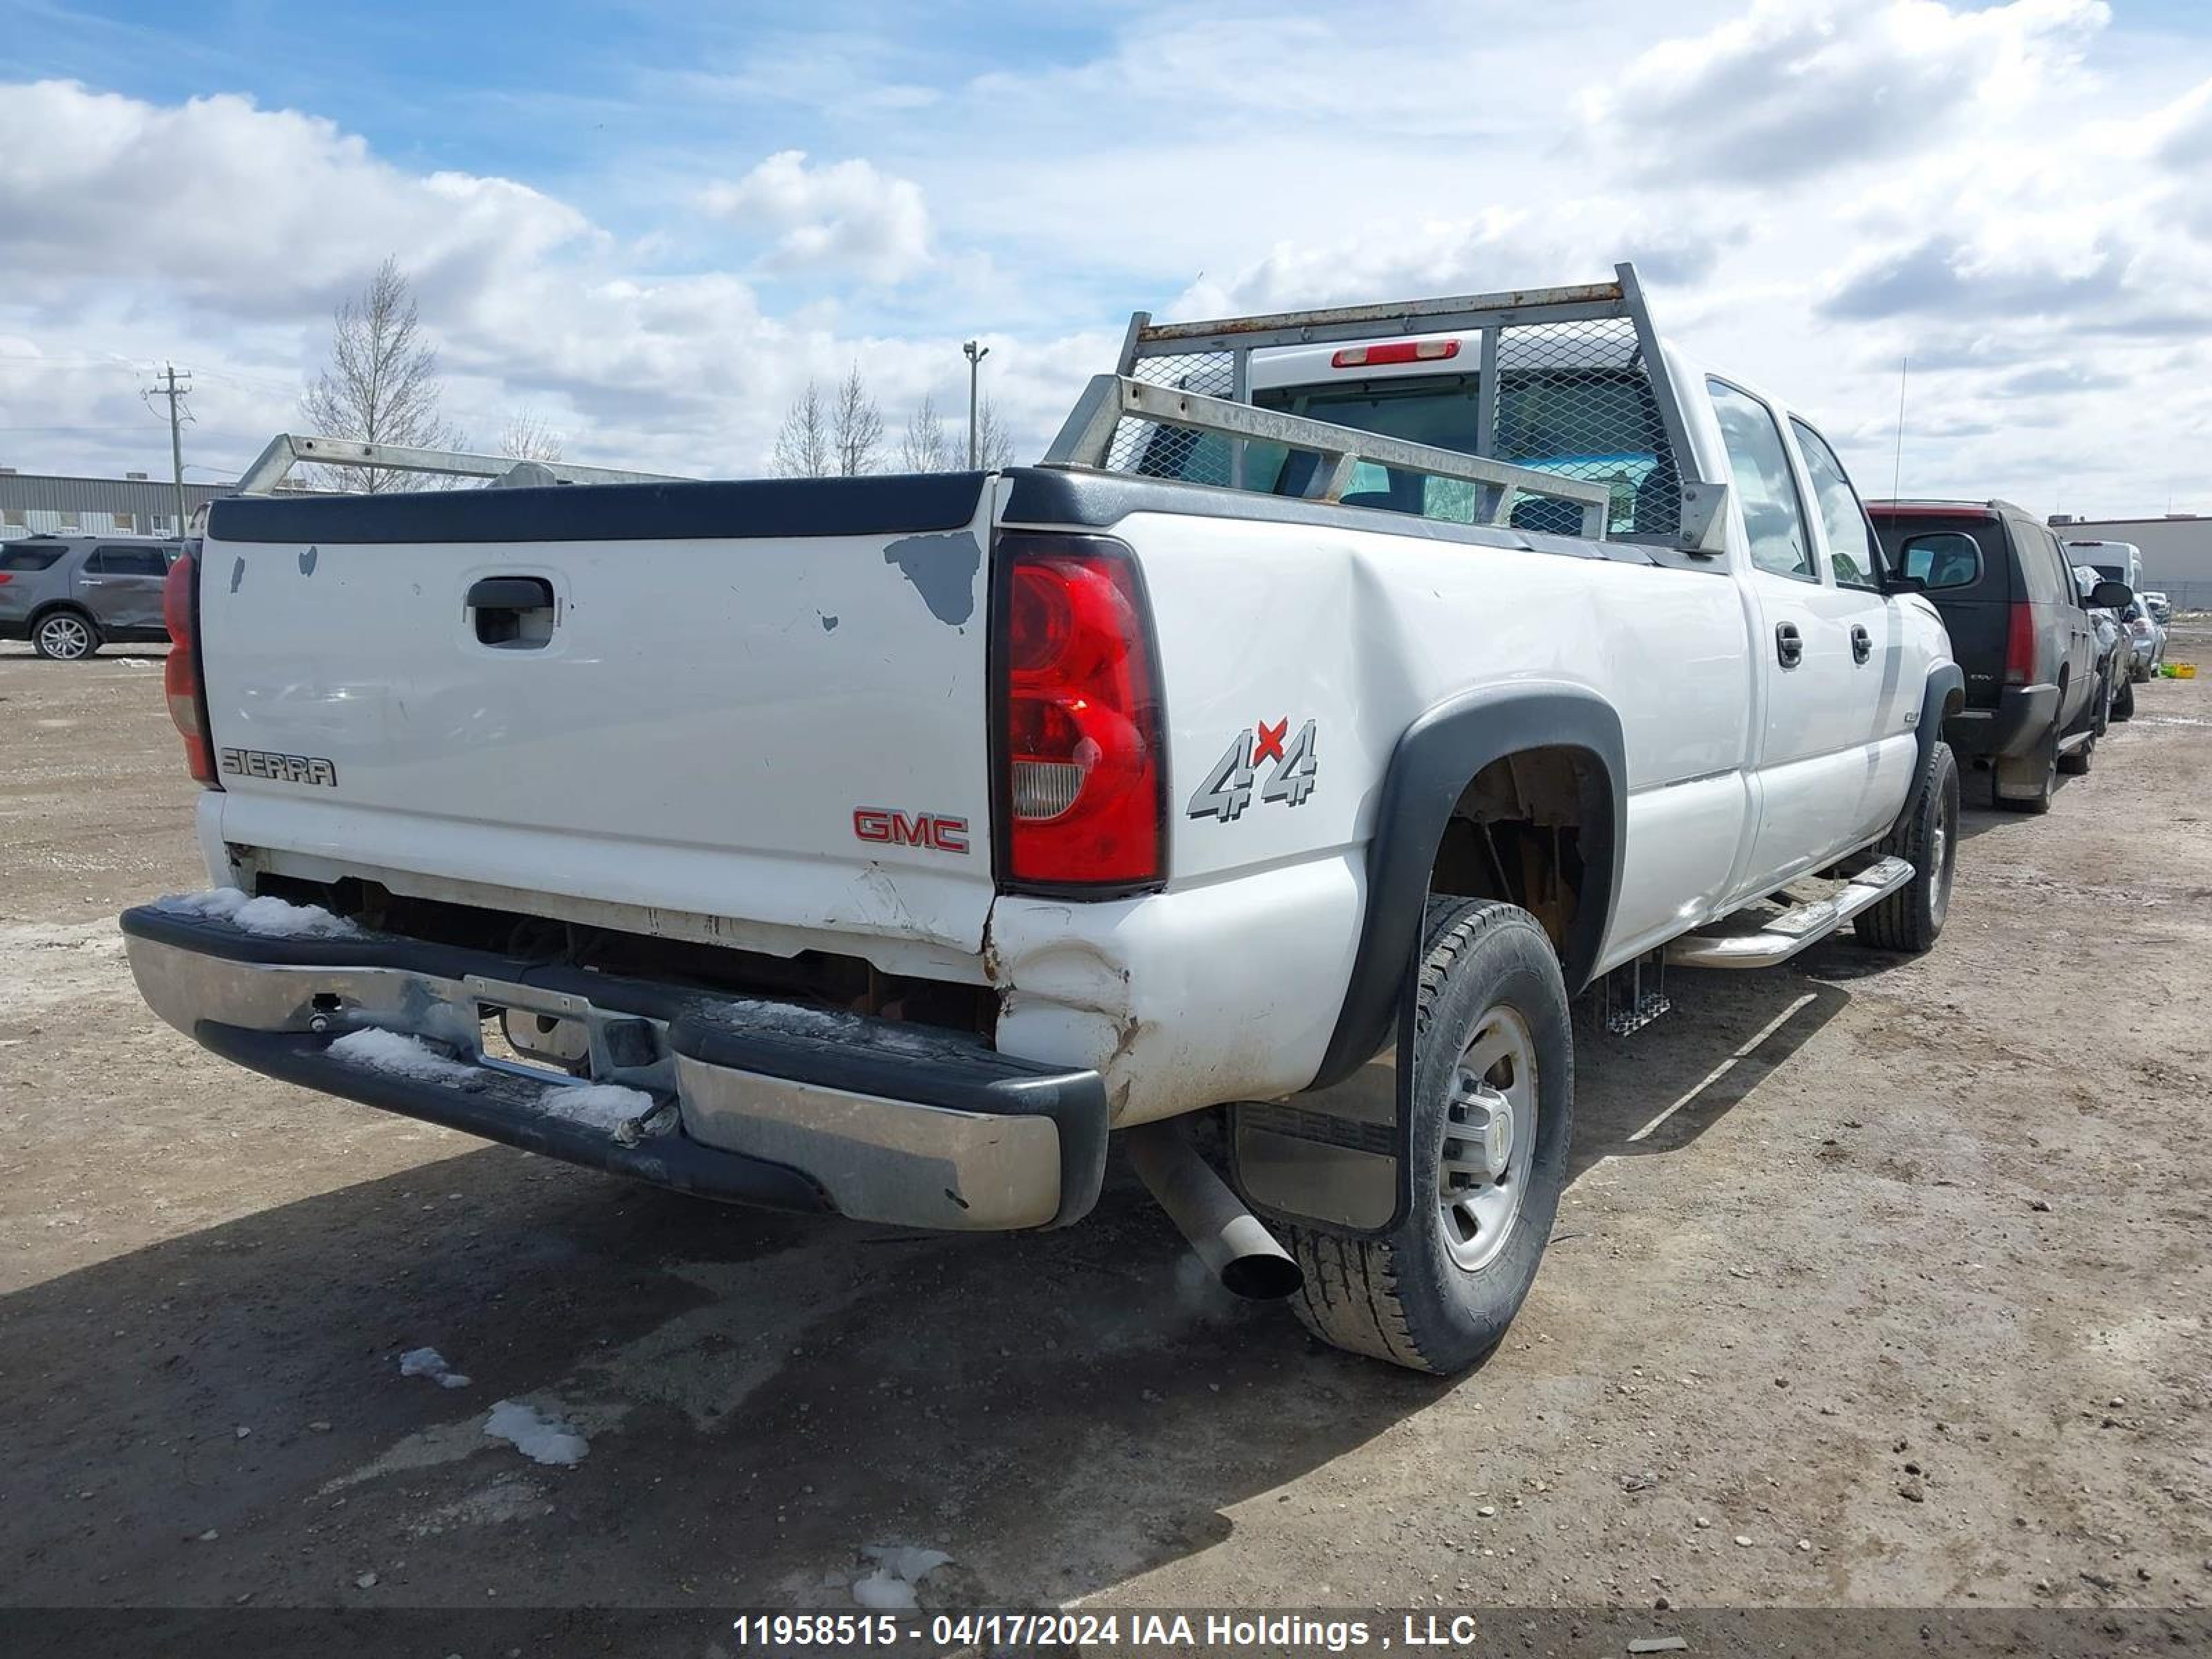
xmin=1868 ymin=500 xmax=2130 ymax=813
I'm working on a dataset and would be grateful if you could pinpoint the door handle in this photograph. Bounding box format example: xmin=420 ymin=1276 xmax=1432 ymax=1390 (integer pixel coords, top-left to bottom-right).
xmin=1775 ymin=621 xmax=1803 ymax=668
xmin=1850 ymin=624 xmax=1873 ymax=664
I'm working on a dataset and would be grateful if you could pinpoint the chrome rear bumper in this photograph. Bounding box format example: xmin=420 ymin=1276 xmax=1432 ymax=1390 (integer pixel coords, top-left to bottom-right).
xmin=118 ymin=904 xmax=1107 ymax=1231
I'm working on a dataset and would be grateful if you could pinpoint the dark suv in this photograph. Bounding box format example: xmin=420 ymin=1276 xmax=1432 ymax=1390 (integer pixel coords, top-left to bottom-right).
xmin=1868 ymin=500 xmax=2128 ymax=813
xmin=0 ymin=536 xmax=185 ymax=660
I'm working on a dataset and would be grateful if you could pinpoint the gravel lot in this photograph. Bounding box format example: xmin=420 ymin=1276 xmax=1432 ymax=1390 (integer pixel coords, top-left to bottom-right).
xmin=2 ymin=630 xmax=2207 ymax=1647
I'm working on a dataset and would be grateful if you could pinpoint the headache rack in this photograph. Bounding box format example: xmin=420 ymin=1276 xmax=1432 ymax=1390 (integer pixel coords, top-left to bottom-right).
xmin=1044 ymin=261 xmax=1727 ymax=552
xmin=233 ymin=434 xmax=686 ymax=497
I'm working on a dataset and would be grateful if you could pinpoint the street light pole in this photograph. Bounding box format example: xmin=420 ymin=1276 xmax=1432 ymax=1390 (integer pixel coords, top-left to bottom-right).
xmin=963 ymin=339 xmax=990 ymax=468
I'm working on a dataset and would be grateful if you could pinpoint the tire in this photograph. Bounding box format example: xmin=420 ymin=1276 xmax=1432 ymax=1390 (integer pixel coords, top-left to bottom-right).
xmin=2092 ymin=667 xmax=2110 ymax=738
xmin=2112 ymin=677 xmax=2135 ymax=721
xmin=31 ymin=609 xmax=100 ymax=661
xmin=1857 ymin=740 xmax=1959 ymax=953
xmin=1993 ymin=718 xmax=2056 ymax=814
xmin=1286 ymin=897 xmax=1573 ymax=1376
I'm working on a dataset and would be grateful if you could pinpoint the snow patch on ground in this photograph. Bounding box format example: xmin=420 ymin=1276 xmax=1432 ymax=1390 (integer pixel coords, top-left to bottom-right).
xmin=156 ymin=886 xmax=359 ymax=939
xmin=537 ymin=1082 xmax=654 ymax=1134
xmin=328 ymin=1028 xmax=480 ymax=1085
xmin=398 ymin=1347 xmax=471 ymax=1389
xmin=852 ymin=1543 xmax=950 ymax=1609
xmin=485 ymin=1400 xmax=589 ymax=1467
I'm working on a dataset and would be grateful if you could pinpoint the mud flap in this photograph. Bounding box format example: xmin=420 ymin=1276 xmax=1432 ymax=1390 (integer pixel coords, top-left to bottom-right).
xmin=1228 ymin=988 xmax=1414 ymax=1239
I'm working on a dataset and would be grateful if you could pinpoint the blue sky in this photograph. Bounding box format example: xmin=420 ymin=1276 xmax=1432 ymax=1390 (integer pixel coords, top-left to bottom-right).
xmin=3 ymin=1 xmax=2209 ymax=514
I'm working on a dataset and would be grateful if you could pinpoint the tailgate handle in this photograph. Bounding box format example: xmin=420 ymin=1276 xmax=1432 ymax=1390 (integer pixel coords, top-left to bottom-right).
xmin=466 ymin=577 xmax=556 ymax=647
xmin=467 ymin=577 xmax=554 ymax=611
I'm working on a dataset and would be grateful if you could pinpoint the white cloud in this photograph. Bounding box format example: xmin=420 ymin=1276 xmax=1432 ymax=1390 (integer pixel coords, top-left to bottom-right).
xmin=700 ymin=151 xmax=932 ymax=284
xmin=0 ymin=80 xmax=590 ymax=321
xmin=1583 ymin=0 xmax=2108 ymax=183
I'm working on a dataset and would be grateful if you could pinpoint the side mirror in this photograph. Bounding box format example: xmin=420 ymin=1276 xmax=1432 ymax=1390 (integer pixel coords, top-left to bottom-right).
xmin=2090 ymin=580 xmax=2133 ymax=610
xmin=1898 ymin=530 xmax=1983 ymax=592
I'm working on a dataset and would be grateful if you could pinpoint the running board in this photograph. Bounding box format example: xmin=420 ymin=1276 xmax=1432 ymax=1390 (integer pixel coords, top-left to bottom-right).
xmin=1665 ymin=857 xmax=1914 ymax=970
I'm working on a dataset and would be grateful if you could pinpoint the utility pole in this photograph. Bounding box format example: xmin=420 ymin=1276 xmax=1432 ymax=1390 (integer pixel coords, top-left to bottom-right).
xmin=151 ymin=363 xmax=191 ymax=534
xmin=963 ymin=339 xmax=990 ymax=469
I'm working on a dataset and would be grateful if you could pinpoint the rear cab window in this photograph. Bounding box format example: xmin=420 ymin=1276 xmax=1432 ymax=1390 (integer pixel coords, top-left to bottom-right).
xmin=1133 ymin=355 xmax=1683 ymax=539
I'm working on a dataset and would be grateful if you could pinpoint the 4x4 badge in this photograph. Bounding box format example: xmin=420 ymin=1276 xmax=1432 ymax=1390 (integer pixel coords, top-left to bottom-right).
xmin=1187 ymin=719 xmax=1318 ymax=823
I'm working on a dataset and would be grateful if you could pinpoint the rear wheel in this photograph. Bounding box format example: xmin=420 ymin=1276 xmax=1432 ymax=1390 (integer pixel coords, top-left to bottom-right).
xmin=1286 ymin=897 xmax=1573 ymax=1376
xmin=2058 ymin=727 xmax=2094 ymax=775
xmin=32 ymin=610 xmax=100 ymax=661
xmin=2112 ymin=676 xmax=2135 ymax=720
xmin=1857 ymin=740 xmax=1958 ymax=953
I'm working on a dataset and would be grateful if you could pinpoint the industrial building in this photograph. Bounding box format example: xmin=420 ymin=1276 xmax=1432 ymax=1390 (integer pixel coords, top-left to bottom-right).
xmin=0 ymin=468 xmax=227 ymax=541
xmin=2050 ymin=512 xmax=2212 ymax=610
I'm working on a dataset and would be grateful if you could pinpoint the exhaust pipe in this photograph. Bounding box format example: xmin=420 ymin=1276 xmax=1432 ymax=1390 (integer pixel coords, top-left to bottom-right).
xmin=1125 ymin=1120 xmax=1303 ymax=1301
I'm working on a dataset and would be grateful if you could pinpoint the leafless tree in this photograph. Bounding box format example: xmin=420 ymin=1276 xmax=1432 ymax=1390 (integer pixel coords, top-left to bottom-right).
xmin=771 ymin=382 xmax=832 ymax=478
xmin=300 ymin=257 xmax=461 ymax=492
xmin=975 ymin=397 xmax=1018 ymax=469
xmin=499 ymin=409 xmax=565 ymax=462
xmin=832 ymin=364 xmax=883 ymax=478
xmin=899 ymin=393 xmax=951 ymax=473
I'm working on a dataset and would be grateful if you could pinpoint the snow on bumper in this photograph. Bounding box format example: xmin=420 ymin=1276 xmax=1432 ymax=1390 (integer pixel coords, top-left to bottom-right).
xmin=118 ymin=901 xmax=1108 ymax=1231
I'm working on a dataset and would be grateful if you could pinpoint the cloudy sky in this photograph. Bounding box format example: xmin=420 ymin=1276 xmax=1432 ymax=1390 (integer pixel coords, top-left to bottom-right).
xmin=3 ymin=0 xmax=2208 ymax=518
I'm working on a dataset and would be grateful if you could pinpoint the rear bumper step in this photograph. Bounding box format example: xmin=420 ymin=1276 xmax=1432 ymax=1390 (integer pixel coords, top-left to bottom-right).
xmin=1664 ymin=856 xmax=1914 ymax=970
xmin=118 ymin=903 xmax=1108 ymax=1231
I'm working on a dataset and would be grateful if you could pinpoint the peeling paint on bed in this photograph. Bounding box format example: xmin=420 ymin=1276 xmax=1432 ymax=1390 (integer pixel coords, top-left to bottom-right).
xmin=882 ymin=531 xmax=980 ymax=626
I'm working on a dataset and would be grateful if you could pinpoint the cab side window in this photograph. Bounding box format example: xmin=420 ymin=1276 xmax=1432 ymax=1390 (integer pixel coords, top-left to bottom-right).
xmin=1707 ymin=379 xmax=1815 ymax=581
xmin=1789 ymin=420 xmax=1882 ymax=591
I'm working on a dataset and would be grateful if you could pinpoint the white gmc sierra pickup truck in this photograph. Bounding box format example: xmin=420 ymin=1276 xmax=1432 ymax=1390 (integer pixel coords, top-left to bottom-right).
xmin=124 ymin=265 xmax=1964 ymax=1374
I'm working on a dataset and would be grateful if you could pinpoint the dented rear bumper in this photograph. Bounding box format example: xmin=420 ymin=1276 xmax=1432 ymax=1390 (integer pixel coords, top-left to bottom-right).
xmin=118 ymin=904 xmax=1108 ymax=1231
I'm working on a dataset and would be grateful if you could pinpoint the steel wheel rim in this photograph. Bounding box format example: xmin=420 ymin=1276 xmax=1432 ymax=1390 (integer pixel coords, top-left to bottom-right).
xmin=1929 ymin=787 xmax=1955 ymax=928
xmin=1438 ymin=1005 xmax=1537 ymax=1273
xmin=39 ymin=616 xmax=90 ymax=659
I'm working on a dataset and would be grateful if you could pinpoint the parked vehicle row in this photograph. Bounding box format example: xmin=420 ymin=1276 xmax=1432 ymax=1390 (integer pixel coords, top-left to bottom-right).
xmin=1866 ymin=503 xmax=2139 ymax=810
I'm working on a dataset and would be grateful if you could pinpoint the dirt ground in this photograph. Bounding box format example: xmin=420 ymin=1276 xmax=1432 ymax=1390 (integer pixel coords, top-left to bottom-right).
xmin=2 ymin=629 xmax=2208 ymax=1649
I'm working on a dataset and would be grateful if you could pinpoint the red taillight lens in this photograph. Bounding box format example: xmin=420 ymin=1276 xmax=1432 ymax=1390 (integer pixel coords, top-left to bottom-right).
xmin=163 ymin=552 xmax=220 ymax=787
xmin=998 ymin=536 xmax=1163 ymax=890
xmin=0 ymin=572 xmax=13 ymax=585
xmin=2003 ymin=600 xmax=2036 ymax=687
xmin=1331 ymin=339 xmax=1459 ymax=369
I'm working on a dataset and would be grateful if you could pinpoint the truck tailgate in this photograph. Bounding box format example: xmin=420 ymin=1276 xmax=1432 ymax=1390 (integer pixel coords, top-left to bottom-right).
xmin=196 ymin=475 xmax=998 ymax=961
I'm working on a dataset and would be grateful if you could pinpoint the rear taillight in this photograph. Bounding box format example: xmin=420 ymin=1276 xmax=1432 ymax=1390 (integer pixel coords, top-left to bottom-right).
xmin=0 ymin=572 xmax=12 ymax=584
xmin=996 ymin=534 xmax=1164 ymax=892
xmin=163 ymin=552 xmax=220 ymax=787
xmin=2003 ymin=601 xmax=2036 ymax=687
